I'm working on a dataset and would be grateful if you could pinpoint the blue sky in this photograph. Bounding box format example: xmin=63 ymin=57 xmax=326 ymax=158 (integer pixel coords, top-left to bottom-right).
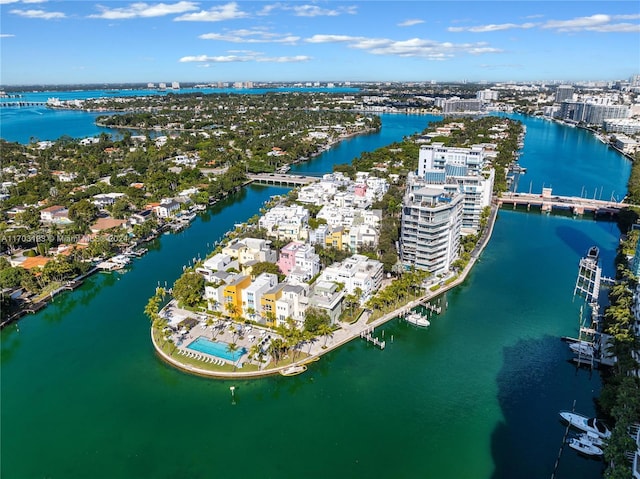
xmin=1 ymin=1 xmax=639 ymax=85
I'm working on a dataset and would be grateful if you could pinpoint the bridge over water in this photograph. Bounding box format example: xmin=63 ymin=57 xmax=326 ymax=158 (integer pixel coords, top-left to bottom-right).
xmin=0 ymin=101 xmax=48 ymax=108
xmin=246 ymin=173 xmax=321 ymax=187
xmin=499 ymin=191 xmax=627 ymax=215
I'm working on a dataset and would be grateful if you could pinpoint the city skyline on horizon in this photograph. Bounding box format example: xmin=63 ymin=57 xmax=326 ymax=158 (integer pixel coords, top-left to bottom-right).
xmin=1 ymin=1 xmax=639 ymax=86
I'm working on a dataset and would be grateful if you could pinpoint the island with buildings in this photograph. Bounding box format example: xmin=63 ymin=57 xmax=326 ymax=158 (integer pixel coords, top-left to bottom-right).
xmin=146 ymin=115 xmax=521 ymax=378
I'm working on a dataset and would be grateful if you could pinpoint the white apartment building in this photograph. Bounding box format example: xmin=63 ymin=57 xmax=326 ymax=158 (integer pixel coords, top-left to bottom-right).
xmin=417 ymin=143 xmax=494 ymax=232
xmin=275 ymin=283 xmax=309 ymax=327
xmin=242 ymin=273 xmax=279 ymax=320
xmin=400 ymin=182 xmax=463 ymax=275
xmin=222 ymin=237 xmax=277 ymax=266
xmin=317 ymin=254 xmax=383 ymax=304
xmin=258 ymin=205 xmax=309 ymax=241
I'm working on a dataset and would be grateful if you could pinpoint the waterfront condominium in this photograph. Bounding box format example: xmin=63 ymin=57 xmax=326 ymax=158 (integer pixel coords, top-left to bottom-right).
xmin=399 ymin=178 xmax=463 ymax=275
xmin=417 ymin=143 xmax=494 ymax=233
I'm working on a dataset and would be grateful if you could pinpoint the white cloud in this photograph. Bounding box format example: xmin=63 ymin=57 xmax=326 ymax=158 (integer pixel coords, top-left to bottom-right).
xmin=449 ymin=22 xmax=537 ymax=32
xmin=291 ymin=4 xmax=356 ymax=17
xmin=174 ymin=2 xmax=248 ymax=21
xmin=9 ymin=8 xmax=65 ymax=19
xmin=256 ymin=55 xmax=310 ymax=63
xmin=179 ymin=52 xmax=311 ymax=63
xmin=257 ymin=3 xmax=356 ymax=17
xmin=542 ymin=14 xmax=640 ymax=32
xmin=450 ymin=13 xmax=639 ymax=34
xmin=179 ymin=54 xmax=252 ymax=63
xmin=0 ymin=33 xmax=15 ymax=37
xmin=199 ymin=28 xmax=300 ymax=44
xmin=398 ymin=19 xmax=424 ymax=27
xmin=305 ymin=34 xmax=501 ymax=59
xmin=88 ymin=1 xmax=198 ymax=20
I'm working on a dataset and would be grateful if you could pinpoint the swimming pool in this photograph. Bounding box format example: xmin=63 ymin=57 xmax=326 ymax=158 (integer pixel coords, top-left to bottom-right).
xmin=187 ymin=337 xmax=247 ymax=362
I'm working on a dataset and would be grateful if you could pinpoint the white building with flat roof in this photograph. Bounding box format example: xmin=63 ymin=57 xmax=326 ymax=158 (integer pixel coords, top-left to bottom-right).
xmin=317 ymin=254 xmax=383 ymax=304
xmin=275 ymin=283 xmax=309 ymax=327
xmin=242 ymin=273 xmax=279 ymax=320
xmin=258 ymin=205 xmax=309 ymax=241
xmin=417 ymin=143 xmax=494 ymax=232
xmin=400 ymin=182 xmax=463 ymax=275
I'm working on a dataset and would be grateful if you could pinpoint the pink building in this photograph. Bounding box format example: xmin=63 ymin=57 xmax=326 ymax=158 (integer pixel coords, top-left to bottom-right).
xmin=354 ymin=184 xmax=367 ymax=197
xmin=277 ymin=241 xmax=304 ymax=276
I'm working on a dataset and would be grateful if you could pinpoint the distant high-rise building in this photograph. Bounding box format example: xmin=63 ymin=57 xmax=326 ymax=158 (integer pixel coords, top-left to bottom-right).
xmin=476 ymin=89 xmax=499 ymax=102
xmin=442 ymin=98 xmax=482 ymax=114
xmin=147 ymin=83 xmax=155 ymax=89
xmin=557 ymin=101 xmax=629 ymax=125
xmin=171 ymin=82 xmax=180 ymax=90
xmin=555 ymin=85 xmax=575 ymax=103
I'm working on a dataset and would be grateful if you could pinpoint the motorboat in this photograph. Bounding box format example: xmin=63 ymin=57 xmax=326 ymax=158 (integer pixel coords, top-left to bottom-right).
xmin=280 ymin=365 xmax=307 ymax=376
xmin=569 ymin=340 xmax=597 ymax=356
xmin=559 ymin=411 xmax=611 ymax=439
xmin=567 ymin=436 xmax=604 ymax=457
xmin=576 ymin=431 xmax=606 ymax=448
xmin=405 ymin=312 xmax=430 ymax=328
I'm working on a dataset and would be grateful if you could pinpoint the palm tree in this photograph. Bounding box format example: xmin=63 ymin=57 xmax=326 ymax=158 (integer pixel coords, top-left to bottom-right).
xmin=317 ymin=323 xmax=334 ymax=348
xmin=249 ymin=343 xmax=262 ymax=365
xmin=225 ymin=301 xmax=238 ymax=318
xmin=227 ymin=342 xmax=239 ymax=371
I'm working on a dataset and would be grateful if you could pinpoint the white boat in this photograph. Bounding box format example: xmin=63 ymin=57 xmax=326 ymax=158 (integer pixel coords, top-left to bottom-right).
xmin=405 ymin=312 xmax=430 ymax=328
xmin=280 ymin=365 xmax=307 ymax=376
xmin=577 ymin=431 xmax=606 ymax=448
xmin=569 ymin=340 xmax=597 ymax=356
xmin=567 ymin=437 xmax=604 ymax=457
xmin=559 ymin=411 xmax=611 ymax=439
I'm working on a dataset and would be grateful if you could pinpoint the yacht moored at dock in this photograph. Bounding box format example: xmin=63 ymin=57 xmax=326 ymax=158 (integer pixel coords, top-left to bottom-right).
xmin=559 ymin=411 xmax=612 ymax=439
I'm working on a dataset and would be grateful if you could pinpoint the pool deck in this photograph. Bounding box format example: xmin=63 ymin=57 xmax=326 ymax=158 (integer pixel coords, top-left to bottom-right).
xmin=153 ymin=203 xmax=499 ymax=379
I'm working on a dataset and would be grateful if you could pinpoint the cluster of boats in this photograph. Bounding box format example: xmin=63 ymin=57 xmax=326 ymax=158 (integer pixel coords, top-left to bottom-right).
xmin=559 ymin=411 xmax=611 ymax=457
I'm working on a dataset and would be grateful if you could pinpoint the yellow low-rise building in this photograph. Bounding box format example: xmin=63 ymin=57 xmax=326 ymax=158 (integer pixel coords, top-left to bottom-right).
xmin=260 ymin=284 xmax=284 ymax=327
xmin=223 ymin=275 xmax=252 ymax=318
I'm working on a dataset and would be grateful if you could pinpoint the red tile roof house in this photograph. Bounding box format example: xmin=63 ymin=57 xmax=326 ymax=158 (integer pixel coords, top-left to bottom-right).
xmin=90 ymin=217 xmax=128 ymax=234
xmin=40 ymin=205 xmax=68 ymax=223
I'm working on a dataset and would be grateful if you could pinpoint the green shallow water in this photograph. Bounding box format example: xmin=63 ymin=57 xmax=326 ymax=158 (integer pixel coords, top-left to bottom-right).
xmin=1 ymin=200 xmax=615 ymax=479
xmin=2 ymin=112 xmax=627 ymax=479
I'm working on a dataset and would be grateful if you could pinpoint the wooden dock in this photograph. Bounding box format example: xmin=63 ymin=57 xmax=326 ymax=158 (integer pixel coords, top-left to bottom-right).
xmin=360 ymin=327 xmax=385 ymax=349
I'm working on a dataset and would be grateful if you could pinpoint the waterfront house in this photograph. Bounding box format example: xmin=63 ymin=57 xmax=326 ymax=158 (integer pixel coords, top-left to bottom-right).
xmin=309 ymin=281 xmax=344 ymax=325
xmin=153 ymin=199 xmax=181 ymax=218
xmin=222 ymin=238 xmax=277 ymax=266
xmin=198 ymin=253 xmax=237 ymax=275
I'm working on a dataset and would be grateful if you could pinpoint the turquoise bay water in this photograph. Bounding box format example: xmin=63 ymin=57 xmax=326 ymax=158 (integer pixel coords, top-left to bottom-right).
xmin=1 ymin=106 xmax=629 ymax=479
xmin=0 ymin=87 xmax=357 ymax=144
xmin=510 ymin=113 xmax=630 ymax=200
